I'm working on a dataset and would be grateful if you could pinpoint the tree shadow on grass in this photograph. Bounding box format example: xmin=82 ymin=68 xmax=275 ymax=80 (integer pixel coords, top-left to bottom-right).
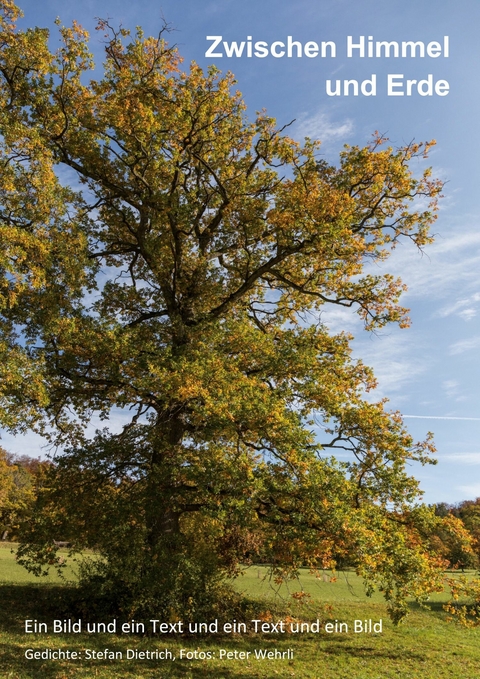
xmin=408 ymin=599 xmax=448 ymax=616
xmin=0 ymin=583 xmax=76 ymax=678
xmin=0 ymin=583 xmax=286 ymax=679
xmin=0 ymin=582 xmax=72 ymax=630
xmin=319 ymin=640 xmax=426 ymax=662
xmin=0 ymin=643 xmax=63 ymax=679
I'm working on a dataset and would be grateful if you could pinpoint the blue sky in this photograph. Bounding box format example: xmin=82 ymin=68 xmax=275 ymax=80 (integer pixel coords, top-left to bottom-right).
xmin=5 ymin=0 xmax=480 ymax=505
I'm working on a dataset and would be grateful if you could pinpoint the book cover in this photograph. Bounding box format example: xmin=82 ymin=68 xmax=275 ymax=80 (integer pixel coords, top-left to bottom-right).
xmin=1 ymin=1 xmax=479 ymax=677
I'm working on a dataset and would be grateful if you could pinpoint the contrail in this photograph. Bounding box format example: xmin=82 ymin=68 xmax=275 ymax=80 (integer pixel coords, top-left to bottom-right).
xmin=403 ymin=415 xmax=480 ymax=421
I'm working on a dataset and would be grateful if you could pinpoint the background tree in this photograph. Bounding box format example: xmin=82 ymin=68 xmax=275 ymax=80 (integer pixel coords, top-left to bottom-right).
xmin=0 ymin=1 xmax=450 ymax=621
xmin=432 ymin=501 xmax=480 ymax=569
xmin=0 ymin=447 xmax=18 ymax=540
xmin=0 ymin=447 xmax=45 ymax=540
xmin=457 ymin=500 xmax=480 ymax=563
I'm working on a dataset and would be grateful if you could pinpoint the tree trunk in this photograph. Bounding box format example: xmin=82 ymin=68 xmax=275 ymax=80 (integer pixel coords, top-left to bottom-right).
xmin=144 ymin=409 xmax=185 ymax=550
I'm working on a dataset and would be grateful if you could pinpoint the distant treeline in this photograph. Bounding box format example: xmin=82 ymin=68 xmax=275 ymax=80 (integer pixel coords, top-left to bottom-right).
xmin=431 ymin=500 xmax=480 ymax=569
xmin=0 ymin=448 xmax=49 ymax=542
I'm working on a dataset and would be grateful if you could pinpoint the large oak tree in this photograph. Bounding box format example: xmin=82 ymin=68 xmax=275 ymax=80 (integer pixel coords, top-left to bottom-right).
xmin=0 ymin=1 xmax=454 ymax=620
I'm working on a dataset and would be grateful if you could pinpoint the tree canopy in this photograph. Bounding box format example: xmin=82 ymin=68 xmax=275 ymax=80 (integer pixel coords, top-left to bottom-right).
xmin=0 ymin=1 xmax=455 ymax=622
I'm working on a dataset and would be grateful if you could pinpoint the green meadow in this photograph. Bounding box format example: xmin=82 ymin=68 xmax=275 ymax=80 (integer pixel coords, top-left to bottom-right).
xmin=1 ymin=543 xmax=479 ymax=679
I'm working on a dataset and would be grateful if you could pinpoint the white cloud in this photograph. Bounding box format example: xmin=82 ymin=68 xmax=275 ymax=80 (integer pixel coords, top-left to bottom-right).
xmin=352 ymin=332 xmax=429 ymax=400
xmin=403 ymin=415 xmax=480 ymax=421
xmin=457 ymin=483 xmax=480 ymax=498
xmin=442 ymin=453 xmax=480 ymax=465
xmin=319 ymin=304 xmax=361 ymax=334
xmin=449 ymin=335 xmax=480 ymax=355
xmin=458 ymin=308 xmax=477 ymax=321
xmin=364 ymin=226 xmax=480 ymax=305
xmin=437 ymin=291 xmax=480 ymax=321
xmin=432 ymin=229 xmax=480 ymax=254
xmin=443 ymin=379 xmax=459 ymax=397
xmin=295 ymin=111 xmax=354 ymax=143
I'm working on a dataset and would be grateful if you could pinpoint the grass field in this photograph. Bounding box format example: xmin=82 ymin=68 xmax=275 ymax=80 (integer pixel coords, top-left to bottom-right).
xmin=1 ymin=543 xmax=479 ymax=678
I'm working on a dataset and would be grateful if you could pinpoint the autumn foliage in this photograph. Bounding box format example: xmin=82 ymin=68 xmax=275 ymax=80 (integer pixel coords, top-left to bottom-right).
xmin=0 ymin=1 xmax=463 ymax=622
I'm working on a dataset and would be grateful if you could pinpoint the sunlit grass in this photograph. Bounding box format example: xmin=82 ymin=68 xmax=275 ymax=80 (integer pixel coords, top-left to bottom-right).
xmin=1 ymin=544 xmax=479 ymax=678
xmin=0 ymin=542 xmax=79 ymax=583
